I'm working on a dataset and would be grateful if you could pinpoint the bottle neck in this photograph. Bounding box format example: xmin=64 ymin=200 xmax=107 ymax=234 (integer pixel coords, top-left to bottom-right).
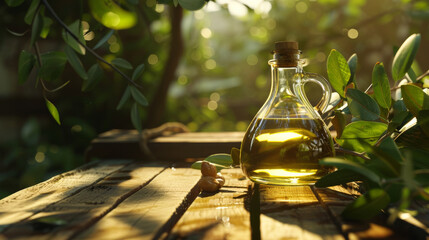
xmin=269 ymin=64 xmax=304 ymax=100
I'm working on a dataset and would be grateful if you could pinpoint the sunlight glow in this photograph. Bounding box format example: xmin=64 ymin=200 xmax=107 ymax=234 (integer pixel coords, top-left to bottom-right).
xmin=210 ymin=92 xmax=220 ymax=102
xmin=348 ymin=28 xmax=359 ymax=39
xmin=205 ymin=59 xmax=217 ymax=69
xmin=155 ymin=4 xmax=164 ymax=13
xmin=35 ymin=152 xmax=45 ymax=163
xmin=256 ymin=131 xmax=309 ymax=143
xmin=253 ymin=169 xmax=317 ymax=177
xmin=201 ymin=28 xmax=212 ymax=38
xmin=148 ymin=54 xmax=159 ymax=65
xmin=296 ymin=2 xmax=308 ymax=13
xmin=208 ymin=100 xmax=218 ymax=110
xmin=177 ymin=75 xmax=188 ymax=85
xmin=247 ymin=54 xmax=258 ymax=65
xmin=228 ymin=2 xmax=248 ymax=17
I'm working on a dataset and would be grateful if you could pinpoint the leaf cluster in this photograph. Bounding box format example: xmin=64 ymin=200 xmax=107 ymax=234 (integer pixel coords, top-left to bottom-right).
xmin=8 ymin=0 xmax=209 ymax=131
xmin=317 ymin=33 xmax=429 ymax=221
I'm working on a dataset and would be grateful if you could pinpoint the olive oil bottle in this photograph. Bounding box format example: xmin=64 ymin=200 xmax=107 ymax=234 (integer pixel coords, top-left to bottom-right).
xmin=240 ymin=42 xmax=335 ymax=185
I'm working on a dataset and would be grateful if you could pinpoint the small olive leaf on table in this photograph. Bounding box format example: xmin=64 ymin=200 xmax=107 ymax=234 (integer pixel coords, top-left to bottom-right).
xmin=24 ymin=0 xmax=40 ymax=25
xmin=417 ymin=110 xmax=429 ymax=136
xmin=372 ymin=62 xmax=392 ymax=109
xmin=315 ymin=168 xmax=367 ymax=188
xmin=347 ymin=53 xmax=358 ymax=87
xmin=130 ymin=86 xmax=148 ymax=106
xmin=93 ymin=29 xmax=115 ymax=50
xmin=327 ymin=49 xmax=351 ymax=98
xmin=111 ymin=58 xmax=133 ymax=70
xmin=191 ymin=153 xmax=233 ymax=172
xmin=30 ymin=10 xmax=43 ymax=46
xmin=62 ymin=20 xmax=86 ymax=55
xmin=45 ymin=98 xmax=61 ymax=125
xmin=392 ymin=33 xmax=421 ymax=82
xmin=319 ymin=157 xmax=381 ymax=185
xmin=65 ymin=45 xmax=88 ymax=80
xmin=346 ymin=89 xmax=381 ymax=121
xmin=116 ymin=86 xmax=131 ymax=110
xmin=341 ymin=188 xmax=390 ymax=221
xmin=38 ymin=51 xmax=68 ymax=82
xmin=130 ymin=102 xmax=142 ymax=132
xmin=336 ymin=121 xmax=388 ymax=153
xmin=18 ymin=50 xmax=36 ymax=84
xmin=401 ymin=84 xmax=429 ymax=117
xmin=230 ymin=147 xmax=240 ymax=166
xmin=178 ymin=0 xmax=206 ymax=10
xmin=82 ymin=63 xmax=103 ymax=92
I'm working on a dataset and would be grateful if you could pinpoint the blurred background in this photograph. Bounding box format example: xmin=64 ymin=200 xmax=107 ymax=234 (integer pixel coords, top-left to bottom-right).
xmin=0 ymin=0 xmax=428 ymax=197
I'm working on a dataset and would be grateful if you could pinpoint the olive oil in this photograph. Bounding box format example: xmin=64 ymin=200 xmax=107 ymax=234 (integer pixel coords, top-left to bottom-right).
xmin=240 ymin=118 xmax=334 ymax=185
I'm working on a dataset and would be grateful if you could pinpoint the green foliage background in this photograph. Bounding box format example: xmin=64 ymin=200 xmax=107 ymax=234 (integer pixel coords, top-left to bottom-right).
xmin=0 ymin=0 xmax=428 ymax=199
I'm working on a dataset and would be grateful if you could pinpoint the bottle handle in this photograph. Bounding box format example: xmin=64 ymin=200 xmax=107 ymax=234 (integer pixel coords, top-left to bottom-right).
xmin=295 ymin=73 xmax=332 ymax=115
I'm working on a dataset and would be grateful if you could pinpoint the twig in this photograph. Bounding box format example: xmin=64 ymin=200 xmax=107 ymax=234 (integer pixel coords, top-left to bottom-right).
xmin=335 ymin=147 xmax=370 ymax=161
xmin=40 ymin=79 xmax=71 ymax=92
xmin=374 ymin=131 xmax=392 ymax=147
xmin=40 ymin=0 xmax=142 ymax=89
xmin=416 ymin=69 xmax=429 ymax=82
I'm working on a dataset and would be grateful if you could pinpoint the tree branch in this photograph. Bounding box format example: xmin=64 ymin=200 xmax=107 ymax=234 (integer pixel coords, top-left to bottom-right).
xmin=145 ymin=6 xmax=184 ymax=128
xmin=40 ymin=0 xmax=142 ymax=89
xmin=335 ymin=147 xmax=370 ymax=161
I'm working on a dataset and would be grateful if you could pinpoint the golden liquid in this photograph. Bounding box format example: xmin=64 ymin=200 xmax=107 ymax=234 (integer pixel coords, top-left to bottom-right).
xmin=240 ymin=118 xmax=334 ymax=185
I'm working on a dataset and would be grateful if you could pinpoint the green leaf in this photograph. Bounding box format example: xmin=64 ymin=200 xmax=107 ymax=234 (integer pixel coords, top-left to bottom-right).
xmin=401 ymin=150 xmax=417 ymax=190
xmin=388 ymin=100 xmax=410 ymax=132
xmin=392 ymin=34 xmax=421 ymax=81
xmin=130 ymin=103 xmax=142 ymax=132
xmin=417 ymin=110 xmax=429 ymax=136
xmin=65 ymin=46 xmax=87 ymax=80
xmin=347 ymin=53 xmax=358 ymax=87
xmin=93 ymin=29 xmax=115 ymax=50
xmin=319 ymin=158 xmax=381 ymax=184
xmin=400 ymin=147 xmax=429 ymax=169
xmin=332 ymin=110 xmax=347 ymax=138
xmin=191 ymin=160 xmax=232 ymax=172
xmin=40 ymin=16 xmax=53 ymax=38
xmin=327 ymin=49 xmax=351 ymax=98
xmin=401 ymin=84 xmax=429 ymax=117
xmin=130 ymin=86 xmax=148 ymax=106
xmin=89 ymin=0 xmax=137 ymax=30
xmin=38 ymin=51 xmax=68 ymax=82
xmin=205 ymin=153 xmax=233 ymax=167
xmin=5 ymin=0 xmax=25 ymax=7
xmin=231 ymin=147 xmax=240 ymax=166
xmin=116 ymin=86 xmax=131 ymax=110
xmin=341 ymin=188 xmax=390 ymax=221
xmin=45 ymin=98 xmax=61 ymax=125
xmin=346 ymin=89 xmax=380 ymax=121
xmin=367 ymin=138 xmax=402 ymax=178
xmin=62 ymin=20 xmax=86 ymax=55
xmin=178 ymin=0 xmax=206 ymax=10
xmin=25 ymin=0 xmax=41 ymax=25
xmin=131 ymin=63 xmax=145 ymax=81
xmin=82 ymin=64 xmax=103 ymax=91
xmin=315 ymin=169 xmax=365 ymax=187
xmin=18 ymin=50 xmax=36 ymax=84
xmin=30 ymin=11 xmax=43 ymax=46
xmin=372 ymin=62 xmax=391 ymax=109
xmin=337 ymin=121 xmax=388 ymax=153
xmin=111 ymin=58 xmax=133 ymax=70
xmin=407 ymin=68 xmax=417 ymax=83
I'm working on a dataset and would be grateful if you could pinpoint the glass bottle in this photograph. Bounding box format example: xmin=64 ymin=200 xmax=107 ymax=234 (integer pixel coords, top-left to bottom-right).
xmin=240 ymin=41 xmax=335 ymax=185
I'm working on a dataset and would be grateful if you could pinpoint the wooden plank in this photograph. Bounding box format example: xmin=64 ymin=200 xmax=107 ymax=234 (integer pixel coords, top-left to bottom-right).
xmin=0 ymin=160 xmax=131 ymax=227
xmin=0 ymin=162 xmax=166 ymax=240
xmin=167 ymin=168 xmax=251 ymax=239
xmin=74 ymin=167 xmax=202 ymax=240
xmin=259 ymin=185 xmax=344 ymax=240
xmin=86 ymin=130 xmax=243 ymax=161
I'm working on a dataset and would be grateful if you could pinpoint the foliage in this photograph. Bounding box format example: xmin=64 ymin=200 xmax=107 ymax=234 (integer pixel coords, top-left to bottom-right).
xmin=315 ymin=33 xmax=429 ymax=221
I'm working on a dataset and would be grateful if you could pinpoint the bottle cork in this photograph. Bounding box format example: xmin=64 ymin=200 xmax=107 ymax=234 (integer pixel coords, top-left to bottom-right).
xmin=274 ymin=41 xmax=299 ymax=52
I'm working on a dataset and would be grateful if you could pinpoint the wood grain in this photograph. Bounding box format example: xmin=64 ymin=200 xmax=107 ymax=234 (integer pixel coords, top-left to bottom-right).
xmin=0 ymin=162 xmax=166 ymax=240
xmin=259 ymin=185 xmax=344 ymax=240
xmin=75 ymin=167 xmax=201 ymax=240
xmin=167 ymin=168 xmax=250 ymax=239
xmin=86 ymin=130 xmax=243 ymax=161
xmin=0 ymin=160 xmax=131 ymax=227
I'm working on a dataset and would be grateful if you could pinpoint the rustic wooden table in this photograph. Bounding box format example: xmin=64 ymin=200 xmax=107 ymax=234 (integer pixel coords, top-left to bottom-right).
xmin=0 ymin=131 xmax=427 ymax=240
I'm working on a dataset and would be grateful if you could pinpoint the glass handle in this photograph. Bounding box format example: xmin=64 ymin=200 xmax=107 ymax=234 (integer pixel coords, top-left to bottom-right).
xmin=298 ymin=73 xmax=332 ymax=115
